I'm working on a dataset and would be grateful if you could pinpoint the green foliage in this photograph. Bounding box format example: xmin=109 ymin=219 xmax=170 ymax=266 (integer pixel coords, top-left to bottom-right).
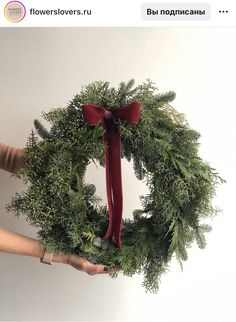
xmin=34 ymin=119 xmax=52 ymax=139
xmin=7 ymin=80 xmax=225 ymax=293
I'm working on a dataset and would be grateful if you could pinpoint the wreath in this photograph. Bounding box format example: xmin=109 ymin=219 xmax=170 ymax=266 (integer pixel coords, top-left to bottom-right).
xmin=7 ymin=80 xmax=224 ymax=293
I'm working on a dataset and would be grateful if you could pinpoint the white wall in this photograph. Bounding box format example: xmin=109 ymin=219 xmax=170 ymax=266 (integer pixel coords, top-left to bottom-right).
xmin=0 ymin=28 xmax=236 ymax=322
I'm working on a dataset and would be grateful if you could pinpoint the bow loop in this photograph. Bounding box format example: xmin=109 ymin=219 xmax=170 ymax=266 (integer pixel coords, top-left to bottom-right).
xmin=82 ymin=104 xmax=105 ymax=126
xmin=112 ymin=101 xmax=141 ymax=124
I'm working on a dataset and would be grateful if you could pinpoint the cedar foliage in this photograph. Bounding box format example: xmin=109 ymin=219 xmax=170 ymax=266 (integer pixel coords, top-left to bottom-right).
xmin=7 ymin=80 xmax=225 ymax=293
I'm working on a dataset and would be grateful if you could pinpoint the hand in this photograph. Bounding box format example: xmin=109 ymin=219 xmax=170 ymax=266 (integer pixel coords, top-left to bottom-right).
xmin=67 ymin=254 xmax=117 ymax=275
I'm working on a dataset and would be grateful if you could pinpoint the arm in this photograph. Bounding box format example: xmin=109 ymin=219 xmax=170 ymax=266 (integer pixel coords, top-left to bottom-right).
xmin=0 ymin=143 xmax=115 ymax=275
xmin=0 ymin=143 xmax=25 ymax=173
xmin=0 ymin=226 xmax=113 ymax=274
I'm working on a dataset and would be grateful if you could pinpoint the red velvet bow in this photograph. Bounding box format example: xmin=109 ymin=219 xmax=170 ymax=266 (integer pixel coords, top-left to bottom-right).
xmin=81 ymin=101 xmax=141 ymax=249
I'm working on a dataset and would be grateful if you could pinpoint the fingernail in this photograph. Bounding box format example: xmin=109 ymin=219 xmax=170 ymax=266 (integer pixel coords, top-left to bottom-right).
xmin=103 ymin=266 xmax=109 ymax=272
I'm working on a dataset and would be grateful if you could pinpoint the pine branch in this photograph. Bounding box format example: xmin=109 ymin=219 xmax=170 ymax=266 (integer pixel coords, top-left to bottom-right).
xmin=34 ymin=119 xmax=52 ymax=139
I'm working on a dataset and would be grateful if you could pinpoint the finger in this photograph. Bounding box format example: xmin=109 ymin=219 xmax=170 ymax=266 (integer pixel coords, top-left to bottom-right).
xmin=98 ymin=265 xmax=118 ymax=275
xmin=87 ymin=264 xmax=110 ymax=275
xmin=84 ymin=263 xmax=108 ymax=275
xmin=84 ymin=261 xmax=119 ymax=275
xmin=94 ymin=264 xmax=110 ymax=274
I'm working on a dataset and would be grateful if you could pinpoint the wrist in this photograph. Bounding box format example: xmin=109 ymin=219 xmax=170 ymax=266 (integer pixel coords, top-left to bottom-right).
xmin=52 ymin=252 xmax=70 ymax=264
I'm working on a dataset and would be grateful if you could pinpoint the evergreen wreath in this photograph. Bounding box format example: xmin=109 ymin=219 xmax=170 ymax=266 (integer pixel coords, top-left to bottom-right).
xmin=7 ymin=80 xmax=224 ymax=293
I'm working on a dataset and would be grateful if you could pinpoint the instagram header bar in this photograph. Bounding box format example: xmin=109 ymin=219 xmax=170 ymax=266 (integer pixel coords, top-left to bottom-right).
xmin=0 ymin=0 xmax=235 ymax=27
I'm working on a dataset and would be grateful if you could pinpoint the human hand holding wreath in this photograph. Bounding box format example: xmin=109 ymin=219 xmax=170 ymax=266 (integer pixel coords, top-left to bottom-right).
xmin=0 ymin=143 xmax=115 ymax=275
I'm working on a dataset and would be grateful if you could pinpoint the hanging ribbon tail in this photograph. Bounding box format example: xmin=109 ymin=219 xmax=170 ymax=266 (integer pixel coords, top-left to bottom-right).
xmin=102 ymin=124 xmax=122 ymax=249
xmin=110 ymin=127 xmax=123 ymax=249
xmin=102 ymin=129 xmax=114 ymax=241
xmin=106 ymin=101 xmax=140 ymax=248
xmin=82 ymin=101 xmax=141 ymax=250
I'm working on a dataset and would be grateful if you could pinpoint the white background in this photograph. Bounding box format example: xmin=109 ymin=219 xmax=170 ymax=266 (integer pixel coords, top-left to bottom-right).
xmin=0 ymin=28 xmax=236 ymax=322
